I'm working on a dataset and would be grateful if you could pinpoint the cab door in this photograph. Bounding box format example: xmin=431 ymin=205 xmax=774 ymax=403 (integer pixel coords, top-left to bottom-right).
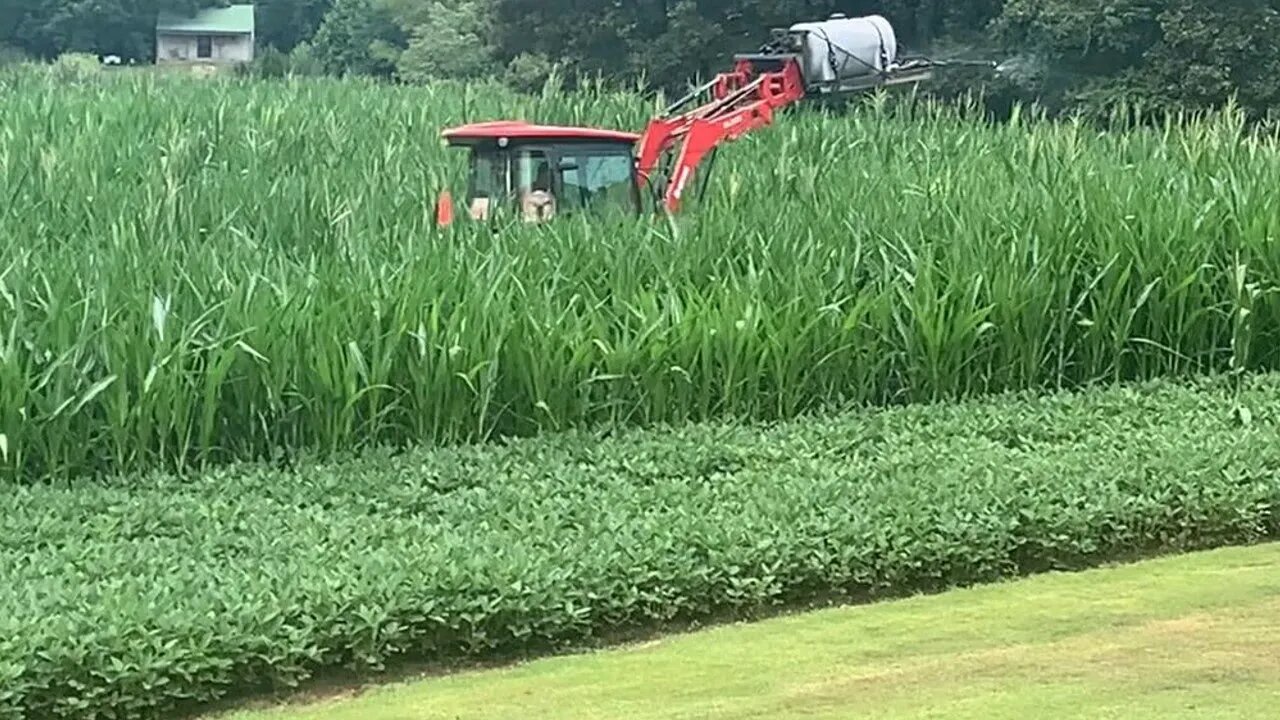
xmin=511 ymin=147 xmax=557 ymax=221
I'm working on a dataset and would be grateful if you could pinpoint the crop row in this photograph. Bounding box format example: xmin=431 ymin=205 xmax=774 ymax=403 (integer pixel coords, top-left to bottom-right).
xmin=3 ymin=74 xmax=1280 ymax=482
xmin=2 ymin=372 xmax=1278 ymax=719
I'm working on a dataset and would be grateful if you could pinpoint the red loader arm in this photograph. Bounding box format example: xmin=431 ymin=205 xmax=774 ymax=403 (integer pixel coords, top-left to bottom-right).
xmin=635 ymin=57 xmax=806 ymax=213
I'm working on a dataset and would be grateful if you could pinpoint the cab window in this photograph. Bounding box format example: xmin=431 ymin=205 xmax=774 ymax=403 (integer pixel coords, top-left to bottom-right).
xmin=467 ymin=148 xmax=507 ymax=198
xmin=515 ymin=149 xmax=553 ymax=193
xmin=557 ymin=151 xmax=636 ymax=215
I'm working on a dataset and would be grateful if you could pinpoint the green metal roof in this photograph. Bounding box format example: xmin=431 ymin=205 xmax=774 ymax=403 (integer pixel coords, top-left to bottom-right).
xmin=156 ymin=4 xmax=255 ymax=34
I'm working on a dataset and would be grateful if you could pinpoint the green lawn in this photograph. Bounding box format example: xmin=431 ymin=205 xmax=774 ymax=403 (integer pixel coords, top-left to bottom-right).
xmin=222 ymin=542 xmax=1280 ymax=720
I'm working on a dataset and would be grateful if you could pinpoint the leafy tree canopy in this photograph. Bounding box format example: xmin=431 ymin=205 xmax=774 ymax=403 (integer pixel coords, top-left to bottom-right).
xmin=6 ymin=0 xmax=1278 ymax=120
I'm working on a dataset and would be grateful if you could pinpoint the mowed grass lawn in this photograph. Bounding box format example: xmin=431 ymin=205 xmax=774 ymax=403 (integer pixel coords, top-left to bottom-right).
xmin=223 ymin=542 xmax=1280 ymax=720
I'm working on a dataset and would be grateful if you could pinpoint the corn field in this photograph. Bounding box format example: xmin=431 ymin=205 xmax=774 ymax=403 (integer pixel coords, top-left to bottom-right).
xmin=1 ymin=70 xmax=1279 ymax=483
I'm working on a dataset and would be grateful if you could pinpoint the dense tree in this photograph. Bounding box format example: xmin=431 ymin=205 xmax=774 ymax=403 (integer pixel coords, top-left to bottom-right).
xmin=994 ymin=0 xmax=1280 ymax=118
xmin=395 ymin=0 xmax=494 ymax=82
xmin=6 ymin=0 xmax=1278 ymax=120
xmin=1135 ymin=0 xmax=1280 ymax=116
xmin=309 ymin=0 xmax=404 ymax=76
xmin=254 ymin=0 xmax=333 ymax=51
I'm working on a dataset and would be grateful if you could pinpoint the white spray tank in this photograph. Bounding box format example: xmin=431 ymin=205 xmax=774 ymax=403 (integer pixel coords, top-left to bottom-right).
xmin=787 ymin=14 xmax=898 ymax=87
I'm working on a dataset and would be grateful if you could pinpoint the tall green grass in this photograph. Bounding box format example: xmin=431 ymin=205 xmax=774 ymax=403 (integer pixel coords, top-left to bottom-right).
xmin=1 ymin=71 xmax=1278 ymax=482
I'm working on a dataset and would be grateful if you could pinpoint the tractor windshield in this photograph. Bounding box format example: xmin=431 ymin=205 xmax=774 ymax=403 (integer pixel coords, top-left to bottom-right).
xmin=460 ymin=141 xmax=639 ymax=222
xmin=555 ymin=150 xmax=636 ymax=216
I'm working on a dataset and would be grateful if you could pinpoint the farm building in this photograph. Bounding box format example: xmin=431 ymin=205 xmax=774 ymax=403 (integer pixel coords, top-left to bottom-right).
xmin=155 ymin=4 xmax=255 ymax=66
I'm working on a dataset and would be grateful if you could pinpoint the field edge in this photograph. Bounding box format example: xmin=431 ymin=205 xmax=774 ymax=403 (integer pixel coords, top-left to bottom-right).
xmin=216 ymin=540 xmax=1280 ymax=720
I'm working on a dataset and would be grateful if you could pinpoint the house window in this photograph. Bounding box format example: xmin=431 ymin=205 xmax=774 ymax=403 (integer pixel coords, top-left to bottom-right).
xmin=196 ymin=36 xmax=212 ymax=59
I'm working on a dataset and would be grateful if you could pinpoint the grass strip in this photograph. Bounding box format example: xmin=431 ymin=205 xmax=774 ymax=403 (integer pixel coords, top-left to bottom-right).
xmin=225 ymin=542 xmax=1280 ymax=720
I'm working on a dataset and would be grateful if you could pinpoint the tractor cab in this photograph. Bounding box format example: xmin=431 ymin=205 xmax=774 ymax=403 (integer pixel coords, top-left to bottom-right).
xmin=437 ymin=122 xmax=643 ymax=225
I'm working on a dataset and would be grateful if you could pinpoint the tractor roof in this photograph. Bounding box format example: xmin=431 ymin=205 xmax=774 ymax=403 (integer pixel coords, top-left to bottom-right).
xmin=442 ymin=121 xmax=640 ymax=145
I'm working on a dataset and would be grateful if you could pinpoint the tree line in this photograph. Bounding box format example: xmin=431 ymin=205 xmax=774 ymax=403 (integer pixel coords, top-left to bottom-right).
xmin=3 ymin=0 xmax=1278 ymax=119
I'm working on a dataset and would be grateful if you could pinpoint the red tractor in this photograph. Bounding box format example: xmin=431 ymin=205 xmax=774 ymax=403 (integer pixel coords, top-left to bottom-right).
xmin=435 ymin=14 xmax=996 ymax=225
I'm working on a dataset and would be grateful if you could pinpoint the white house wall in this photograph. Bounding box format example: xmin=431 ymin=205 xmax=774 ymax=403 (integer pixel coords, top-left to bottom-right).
xmin=156 ymin=34 xmax=253 ymax=63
